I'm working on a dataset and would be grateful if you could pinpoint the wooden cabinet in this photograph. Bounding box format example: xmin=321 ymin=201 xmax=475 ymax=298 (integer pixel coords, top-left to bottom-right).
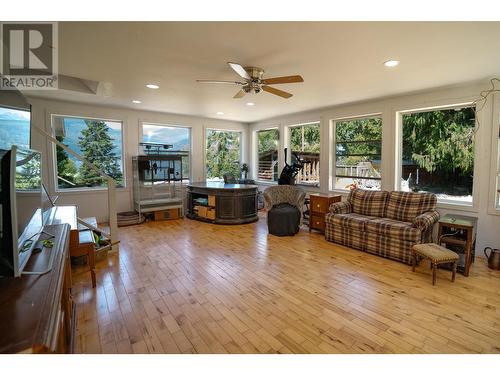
xmin=0 ymin=224 xmax=75 ymax=353
xmin=187 ymin=182 xmax=258 ymax=224
xmin=309 ymin=193 xmax=341 ymax=233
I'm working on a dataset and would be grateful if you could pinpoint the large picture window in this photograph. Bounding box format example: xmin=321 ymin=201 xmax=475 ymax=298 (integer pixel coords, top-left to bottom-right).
xmin=334 ymin=117 xmax=382 ymax=190
xmin=0 ymin=106 xmax=30 ymax=150
xmin=52 ymin=115 xmax=124 ymax=189
xmin=142 ymin=123 xmax=191 ymax=181
xmin=205 ymin=129 xmax=241 ymax=181
xmin=401 ymin=106 xmax=475 ymax=204
xmin=257 ymin=128 xmax=279 ymax=182
xmin=289 ymin=122 xmax=320 ymax=187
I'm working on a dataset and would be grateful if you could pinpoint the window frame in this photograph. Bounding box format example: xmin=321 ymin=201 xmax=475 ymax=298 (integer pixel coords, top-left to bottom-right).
xmin=395 ymin=102 xmax=477 ymax=208
xmin=255 ymin=127 xmax=280 ymax=184
xmin=286 ymin=121 xmax=321 ymax=188
xmin=331 ymin=114 xmax=383 ymax=192
xmin=204 ymin=127 xmax=243 ymax=182
xmin=140 ymin=121 xmax=192 ymax=182
xmin=51 ymin=113 xmax=126 ymax=193
xmin=489 ymin=93 xmax=500 ymax=215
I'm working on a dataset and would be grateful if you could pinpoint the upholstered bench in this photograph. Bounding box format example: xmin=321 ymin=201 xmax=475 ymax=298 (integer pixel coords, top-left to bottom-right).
xmin=412 ymin=243 xmax=459 ymax=285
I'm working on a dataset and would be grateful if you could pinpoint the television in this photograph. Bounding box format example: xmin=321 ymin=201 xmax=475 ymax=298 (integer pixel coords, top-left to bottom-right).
xmin=0 ymin=145 xmax=44 ymax=277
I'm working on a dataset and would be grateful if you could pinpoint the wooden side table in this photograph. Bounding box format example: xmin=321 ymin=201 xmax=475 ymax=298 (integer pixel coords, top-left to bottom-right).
xmin=438 ymin=214 xmax=477 ymax=277
xmin=309 ymin=193 xmax=341 ymax=233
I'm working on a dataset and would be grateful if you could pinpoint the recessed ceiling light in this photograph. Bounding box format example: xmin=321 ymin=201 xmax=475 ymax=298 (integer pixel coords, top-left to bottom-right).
xmin=246 ymin=102 xmax=255 ymax=106
xmin=146 ymin=84 xmax=160 ymax=89
xmin=216 ymin=111 xmax=224 ymax=115
xmin=132 ymin=100 xmax=142 ymax=104
xmin=384 ymin=60 xmax=399 ymax=67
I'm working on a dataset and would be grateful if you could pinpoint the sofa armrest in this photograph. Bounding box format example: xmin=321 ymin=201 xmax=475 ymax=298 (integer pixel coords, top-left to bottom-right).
xmin=413 ymin=210 xmax=440 ymax=232
xmin=329 ymin=201 xmax=352 ymax=214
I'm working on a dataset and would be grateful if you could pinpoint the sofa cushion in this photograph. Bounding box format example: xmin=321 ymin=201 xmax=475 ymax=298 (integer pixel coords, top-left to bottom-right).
xmin=385 ymin=191 xmax=437 ymax=222
xmin=347 ymin=189 xmax=389 ymax=217
xmin=365 ymin=217 xmax=421 ymax=243
xmin=329 ymin=213 xmax=377 ymax=231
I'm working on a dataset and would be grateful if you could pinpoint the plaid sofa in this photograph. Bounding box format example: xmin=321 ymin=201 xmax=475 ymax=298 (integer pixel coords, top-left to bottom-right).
xmin=325 ymin=189 xmax=439 ymax=264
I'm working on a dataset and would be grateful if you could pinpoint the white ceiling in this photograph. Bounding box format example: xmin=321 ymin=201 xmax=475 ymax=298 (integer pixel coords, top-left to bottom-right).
xmin=27 ymin=22 xmax=500 ymax=123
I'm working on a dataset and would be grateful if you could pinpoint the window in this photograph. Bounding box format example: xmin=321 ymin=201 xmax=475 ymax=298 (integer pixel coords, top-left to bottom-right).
xmin=142 ymin=123 xmax=191 ymax=181
xmin=52 ymin=115 xmax=124 ymax=189
xmin=205 ymin=129 xmax=241 ymax=181
xmin=334 ymin=117 xmax=382 ymax=190
xmin=289 ymin=122 xmax=320 ymax=187
xmin=257 ymin=128 xmax=279 ymax=182
xmin=400 ymin=106 xmax=475 ymax=204
xmin=0 ymin=106 xmax=30 ymax=150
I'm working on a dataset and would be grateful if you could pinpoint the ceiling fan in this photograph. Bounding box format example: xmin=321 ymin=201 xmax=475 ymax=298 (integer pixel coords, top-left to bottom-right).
xmin=196 ymin=62 xmax=304 ymax=99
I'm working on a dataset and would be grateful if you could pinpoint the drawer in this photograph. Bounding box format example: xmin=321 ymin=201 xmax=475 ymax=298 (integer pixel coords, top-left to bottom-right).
xmin=310 ymin=214 xmax=326 ymax=231
xmin=310 ymin=196 xmax=330 ymax=214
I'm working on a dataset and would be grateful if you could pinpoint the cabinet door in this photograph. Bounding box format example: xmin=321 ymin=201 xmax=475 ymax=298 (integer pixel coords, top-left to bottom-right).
xmin=217 ymin=195 xmax=236 ymax=219
xmin=241 ymin=195 xmax=257 ymax=219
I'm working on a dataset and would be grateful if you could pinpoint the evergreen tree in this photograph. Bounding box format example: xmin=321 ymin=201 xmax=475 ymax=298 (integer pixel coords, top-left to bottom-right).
xmin=402 ymin=107 xmax=475 ymax=175
xmin=335 ymin=117 xmax=382 ymax=166
xmin=206 ymin=130 xmax=241 ymax=179
xmin=77 ymin=120 xmax=122 ymax=187
xmin=56 ymin=135 xmax=77 ymax=187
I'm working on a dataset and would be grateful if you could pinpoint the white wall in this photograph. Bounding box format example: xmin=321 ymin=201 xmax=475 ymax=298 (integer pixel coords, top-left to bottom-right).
xmin=249 ymin=80 xmax=500 ymax=253
xmin=27 ymin=97 xmax=249 ymax=222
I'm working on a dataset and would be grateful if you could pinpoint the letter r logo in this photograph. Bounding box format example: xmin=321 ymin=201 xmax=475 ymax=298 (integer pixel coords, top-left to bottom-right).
xmin=1 ymin=23 xmax=54 ymax=76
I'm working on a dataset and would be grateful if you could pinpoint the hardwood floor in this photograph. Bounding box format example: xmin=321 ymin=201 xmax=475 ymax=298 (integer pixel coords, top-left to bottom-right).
xmin=73 ymin=214 xmax=500 ymax=354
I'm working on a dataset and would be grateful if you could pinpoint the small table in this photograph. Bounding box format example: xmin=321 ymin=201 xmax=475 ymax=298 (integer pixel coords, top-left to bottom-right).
xmin=309 ymin=193 xmax=341 ymax=233
xmin=438 ymin=214 xmax=477 ymax=277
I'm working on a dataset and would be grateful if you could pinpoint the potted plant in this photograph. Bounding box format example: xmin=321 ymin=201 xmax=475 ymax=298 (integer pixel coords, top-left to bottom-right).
xmin=241 ymin=163 xmax=249 ymax=180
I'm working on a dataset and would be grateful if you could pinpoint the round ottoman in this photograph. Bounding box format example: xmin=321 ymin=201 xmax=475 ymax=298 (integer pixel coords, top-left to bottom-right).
xmin=267 ymin=203 xmax=301 ymax=236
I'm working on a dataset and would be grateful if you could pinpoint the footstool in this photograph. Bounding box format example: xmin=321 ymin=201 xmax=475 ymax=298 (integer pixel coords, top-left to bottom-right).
xmin=412 ymin=243 xmax=459 ymax=285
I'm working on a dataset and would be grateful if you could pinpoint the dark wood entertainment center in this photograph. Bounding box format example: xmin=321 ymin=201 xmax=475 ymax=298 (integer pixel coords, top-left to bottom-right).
xmin=0 ymin=224 xmax=75 ymax=353
xmin=187 ymin=182 xmax=259 ymax=224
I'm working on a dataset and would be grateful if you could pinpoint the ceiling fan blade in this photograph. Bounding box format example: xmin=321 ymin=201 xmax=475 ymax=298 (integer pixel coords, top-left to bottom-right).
xmin=262 ymin=85 xmax=293 ymax=99
xmin=196 ymin=80 xmax=244 ymax=85
xmin=227 ymin=62 xmax=251 ymax=80
xmin=233 ymin=89 xmax=246 ymax=99
xmin=262 ymin=75 xmax=304 ymax=85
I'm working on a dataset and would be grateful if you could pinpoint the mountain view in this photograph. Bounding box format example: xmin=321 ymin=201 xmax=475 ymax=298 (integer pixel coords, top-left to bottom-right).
xmin=0 ymin=107 xmax=31 ymax=150
xmin=142 ymin=124 xmax=190 ymax=151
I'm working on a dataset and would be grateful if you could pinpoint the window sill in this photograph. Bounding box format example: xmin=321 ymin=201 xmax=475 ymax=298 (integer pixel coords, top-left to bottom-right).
xmin=55 ymin=187 xmax=129 ymax=194
xmin=436 ymin=201 xmax=477 ymax=213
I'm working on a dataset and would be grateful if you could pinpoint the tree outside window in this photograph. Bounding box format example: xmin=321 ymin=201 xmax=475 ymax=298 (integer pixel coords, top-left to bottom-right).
xmin=257 ymin=129 xmax=279 ymax=181
xmin=206 ymin=129 xmax=241 ymax=181
xmin=335 ymin=117 xmax=382 ymax=190
xmin=401 ymin=106 xmax=475 ymax=203
xmin=289 ymin=122 xmax=320 ymax=187
xmin=53 ymin=115 xmax=124 ymax=189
